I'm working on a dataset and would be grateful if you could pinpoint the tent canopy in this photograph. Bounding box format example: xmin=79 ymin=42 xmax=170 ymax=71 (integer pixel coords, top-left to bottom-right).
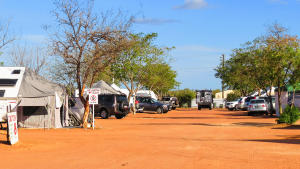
xmin=92 ymin=80 xmax=121 ymax=95
xmin=18 ymin=69 xmax=64 ymax=98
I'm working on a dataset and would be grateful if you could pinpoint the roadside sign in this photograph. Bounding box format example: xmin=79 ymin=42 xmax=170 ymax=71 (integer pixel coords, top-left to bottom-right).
xmin=89 ymin=94 xmax=98 ymax=105
xmin=89 ymin=94 xmax=98 ymax=130
xmin=7 ymin=112 xmax=18 ymax=145
xmin=86 ymin=88 xmax=101 ymax=95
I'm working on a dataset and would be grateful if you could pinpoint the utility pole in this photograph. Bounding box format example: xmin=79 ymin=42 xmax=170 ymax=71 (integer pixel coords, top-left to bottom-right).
xmin=221 ymin=54 xmax=225 ymax=99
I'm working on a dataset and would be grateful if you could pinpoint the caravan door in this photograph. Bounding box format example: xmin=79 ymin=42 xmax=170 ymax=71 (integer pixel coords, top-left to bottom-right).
xmin=0 ymin=100 xmax=17 ymax=122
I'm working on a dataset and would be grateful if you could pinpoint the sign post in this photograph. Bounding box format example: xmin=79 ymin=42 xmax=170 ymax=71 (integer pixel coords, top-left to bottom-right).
xmin=7 ymin=111 xmax=18 ymax=145
xmin=89 ymin=93 xmax=98 ymax=130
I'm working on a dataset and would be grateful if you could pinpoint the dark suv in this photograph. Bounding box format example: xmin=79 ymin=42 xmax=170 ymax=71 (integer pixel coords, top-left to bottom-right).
xmin=95 ymin=94 xmax=129 ymax=119
xmin=136 ymin=96 xmax=169 ymax=114
xmin=161 ymin=97 xmax=179 ymax=110
xmin=196 ymin=90 xmax=213 ymax=110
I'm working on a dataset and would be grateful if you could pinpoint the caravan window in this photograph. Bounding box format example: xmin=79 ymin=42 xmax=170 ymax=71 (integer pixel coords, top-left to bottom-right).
xmin=12 ymin=70 xmax=21 ymax=74
xmin=0 ymin=79 xmax=18 ymax=86
xmin=23 ymin=106 xmax=48 ymax=116
xmin=0 ymin=90 xmax=4 ymax=97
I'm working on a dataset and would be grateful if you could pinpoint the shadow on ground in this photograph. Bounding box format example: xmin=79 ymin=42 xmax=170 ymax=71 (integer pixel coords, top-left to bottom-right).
xmin=138 ymin=122 xmax=275 ymax=127
xmin=231 ymin=122 xmax=275 ymax=127
xmin=136 ymin=111 xmax=159 ymax=114
xmin=220 ymin=112 xmax=277 ymax=119
xmin=272 ymin=125 xmax=300 ymax=130
xmin=138 ymin=122 xmax=229 ymax=126
xmin=136 ymin=116 xmax=220 ymax=120
xmin=0 ymin=140 xmax=9 ymax=145
xmin=247 ymin=138 xmax=300 ymax=145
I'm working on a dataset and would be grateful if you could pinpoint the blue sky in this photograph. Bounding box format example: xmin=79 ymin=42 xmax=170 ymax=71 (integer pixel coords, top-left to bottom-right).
xmin=1 ymin=0 xmax=300 ymax=90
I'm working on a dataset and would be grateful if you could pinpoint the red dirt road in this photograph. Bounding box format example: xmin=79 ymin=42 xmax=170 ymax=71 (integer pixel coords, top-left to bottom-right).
xmin=1 ymin=109 xmax=300 ymax=169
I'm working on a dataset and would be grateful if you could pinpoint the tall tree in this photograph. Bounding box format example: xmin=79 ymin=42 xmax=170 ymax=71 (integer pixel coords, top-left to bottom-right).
xmin=215 ymin=23 xmax=300 ymax=115
xmin=51 ymin=0 xmax=131 ymax=127
xmin=111 ymin=33 xmax=172 ymax=114
xmin=0 ymin=20 xmax=15 ymax=51
xmin=142 ymin=62 xmax=179 ymax=98
xmin=262 ymin=24 xmax=300 ymax=114
xmin=0 ymin=20 xmax=16 ymax=66
xmin=10 ymin=44 xmax=48 ymax=74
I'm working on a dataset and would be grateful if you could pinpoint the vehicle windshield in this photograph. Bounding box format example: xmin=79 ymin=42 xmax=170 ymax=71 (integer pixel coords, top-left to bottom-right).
xmin=151 ymin=98 xmax=159 ymax=103
xmin=245 ymin=97 xmax=255 ymax=102
xmin=162 ymin=98 xmax=170 ymax=101
xmin=117 ymin=95 xmax=127 ymax=102
xmin=250 ymin=100 xmax=265 ymax=104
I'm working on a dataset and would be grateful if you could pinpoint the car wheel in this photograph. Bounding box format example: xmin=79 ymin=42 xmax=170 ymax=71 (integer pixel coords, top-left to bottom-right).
xmin=100 ymin=109 xmax=109 ymax=119
xmin=234 ymin=105 xmax=237 ymax=111
xmin=115 ymin=114 xmax=125 ymax=119
xmin=156 ymin=107 xmax=163 ymax=114
xmin=198 ymin=106 xmax=201 ymax=110
xmin=172 ymin=107 xmax=176 ymax=110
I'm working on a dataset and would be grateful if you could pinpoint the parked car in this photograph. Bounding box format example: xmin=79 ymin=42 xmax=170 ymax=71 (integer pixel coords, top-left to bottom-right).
xmin=245 ymin=96 xmax=256 ymax=109
xmin=94 ymin=94 xmax=130 ymax=119
xmin=68 ymin=97 xmax=92 ymax=126
xmin=248 ymin=99 xmax=270 ymax=115
xmin=236 ymin=97 xmax=247 ymax=110
xmin=160 ymin=96 xmax=179 ymax=110
xmin=258 ymin=96 xmax=276 ymax=115
xmin=136 ymin=96 xmax=169 ymax=113
xmin=226 ymin=100 xmax=239 ymax=111
xmin=196 ymin=90 xmax=213 ymax=110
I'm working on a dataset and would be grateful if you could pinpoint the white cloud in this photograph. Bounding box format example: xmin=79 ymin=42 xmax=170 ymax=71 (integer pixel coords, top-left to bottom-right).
xmin=133 ymin=18 xmax=179 ymax=25
xmin=174 ymin=0 xmax=208 ymax=10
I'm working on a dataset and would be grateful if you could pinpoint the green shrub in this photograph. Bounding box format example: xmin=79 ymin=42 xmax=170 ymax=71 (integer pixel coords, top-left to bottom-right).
xmin=169 ymin=89 xmax=195 ymax=108
xmin=278 ymin=105 xmax=300 ymax=124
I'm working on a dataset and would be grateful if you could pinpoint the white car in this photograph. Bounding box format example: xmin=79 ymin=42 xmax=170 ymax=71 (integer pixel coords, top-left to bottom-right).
xmin=248 ymin=99 xmax=270 ymax=115
xmin=237 ymin=97 xmax=248 ymax=110
xmin=226 ymin=100 xmax=239 ymax=111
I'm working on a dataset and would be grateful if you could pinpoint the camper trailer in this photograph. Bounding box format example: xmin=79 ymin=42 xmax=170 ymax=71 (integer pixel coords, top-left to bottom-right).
xmin=0 ymin=67 xmax=69 ymax=128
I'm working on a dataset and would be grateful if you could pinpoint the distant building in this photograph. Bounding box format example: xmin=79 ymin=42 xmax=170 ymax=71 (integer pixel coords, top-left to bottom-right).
xmin=215 ymin=90 xmax=234 ymax=99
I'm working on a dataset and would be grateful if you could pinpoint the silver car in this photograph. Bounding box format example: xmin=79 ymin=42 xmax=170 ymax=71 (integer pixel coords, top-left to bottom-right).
xmin=237 ymin=97 xmax=247 ymax=110
xmin=226 ymin=100 xmax=239 ymax=111
xmin=248 ymin=99 xmax=269 ymax=115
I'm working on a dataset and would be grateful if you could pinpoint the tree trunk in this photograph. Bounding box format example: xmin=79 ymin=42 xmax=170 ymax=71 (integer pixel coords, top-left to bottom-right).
xmin=132 ymin=96 xmax=136 ymax=115
xmin=277 ymin=87 xmax=283 ymax=115
xmin=82 ymin=101 xmax=90 ymax=128
xmin=79 ymin=84 xmax=90 ymax=128
xmin=292 ymin=89 xmax=296 ymax=107
xmin=127 ymin=92 xmax=136 ymax=115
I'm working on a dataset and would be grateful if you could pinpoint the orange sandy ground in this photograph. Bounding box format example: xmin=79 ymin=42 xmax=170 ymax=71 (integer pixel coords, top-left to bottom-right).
xmin=1 ymin=109 xmax=300 ymax=169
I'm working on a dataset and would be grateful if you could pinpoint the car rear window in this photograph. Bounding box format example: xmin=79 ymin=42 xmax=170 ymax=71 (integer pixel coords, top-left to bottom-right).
xmin=117 ymin=95 xmax=127 ymax=102
xmin=98 ymin=95 xmax=114 ymax=103
xmin=245 ymin=97 xmax=255 ymax=102
xmin=250 ymin=100 xmax=265 ymax=104
xmin=162 ymin=98 xmax=170 ymax=101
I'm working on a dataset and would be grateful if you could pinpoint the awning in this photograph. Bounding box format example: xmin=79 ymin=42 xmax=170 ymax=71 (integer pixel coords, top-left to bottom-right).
xmin=18 ymin=97 xmax=48 ymax=106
